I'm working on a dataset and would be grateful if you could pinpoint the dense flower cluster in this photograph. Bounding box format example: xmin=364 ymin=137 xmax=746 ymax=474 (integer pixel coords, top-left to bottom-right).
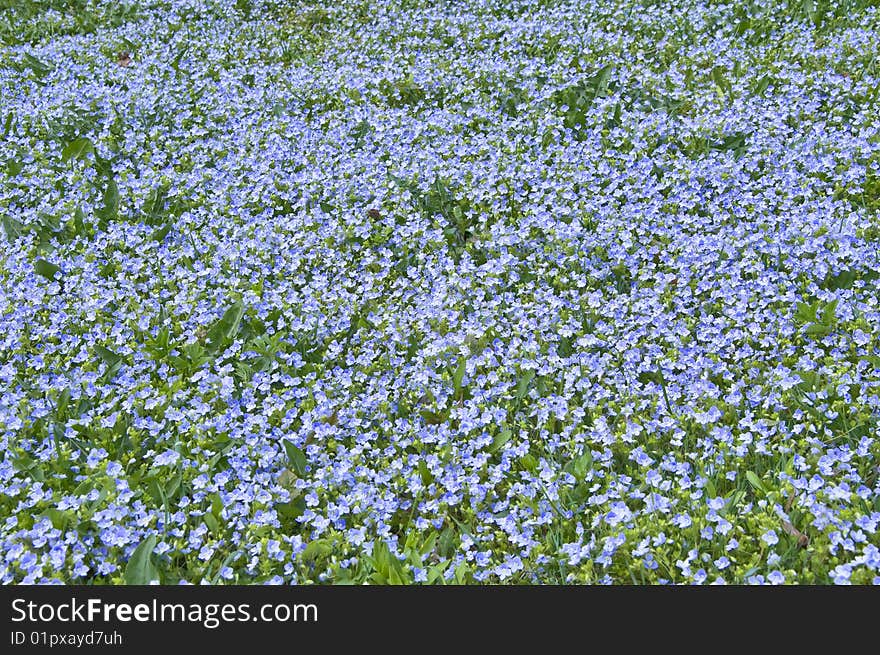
xmin=1 ymin=0 xmax=880 ymax=584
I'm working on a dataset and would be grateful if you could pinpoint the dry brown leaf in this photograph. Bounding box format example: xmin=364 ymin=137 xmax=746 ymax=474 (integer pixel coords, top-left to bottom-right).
xmin=782 ymin=520 xmax=809 ymax=548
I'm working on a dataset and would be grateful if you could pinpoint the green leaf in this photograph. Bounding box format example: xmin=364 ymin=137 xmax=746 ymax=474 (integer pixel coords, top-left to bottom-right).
xmin=124 ymin=535 xmax=159 ymax=584
xmin=515 ymin=369 xmax=535 ymax=401
xmin=152 ymin=223 xmax=173 ymax=242
xmin=388 ymin=564 xmax=409 ymax=585
xmin=803 ymin=0 xmax=816 ymax=19
xmin=418 ymin=459 xmax=432 ymax=485
xmin=34 ymin=258 xmax=60 ymax=280
xmin=92 ymin=151 xmax=114 ymax=178
xmin=276 ymin=495 xmax=306 ymax=520
xmin=94 ymin=345 xmax=122 ymax=366
xmin=570 ymin=451 xmax=593 ymax=481
xmin=203 ymin=511 xmax=220 ymax=534
xmin=95 ymin=345 xmax=123 ymax=380
xmin=42 ymin=508 xmax=71 ymax=531
xmin=490 ymin=428 xmax=512 ymax=453
xmin=56 ymin=387 xmax=71 ymax=419
xmin=100 ymin=178 xmax=119 ymax=222
xmin=820 ymin=299 xmax=838 ymax=326
xmin=22 ymin=53 xmax=52 ymax=77
xmin=73 ymin=207 xmax=87 ymax=236
xmin=746 ymin=470 xmax=766 ymax=496
xmin=427 ymin=560 xmax=450 ymax=584
xmin=2 ymin=112 xmax=13 ymax=139
xmin=164 ymin=473 xmax=182 ymax=500
xmin=711 ymin=66 xmax=731 ymax=95
xmin=724 ymin=489 xmax=746 ymax=517
xmin=752 ymin=75 xmax=771 ymax=95
xmin=452 ymin=355 xmax=467 ymax=398
xmin=143 ymin=185 xmax=169 ymax=225
xmin=795 ymin=302 xmax=816 ymax=325
xmin=2 ymin=215 xmax=24 ymax=240
xmin=806 ymin=322 xmax=832 ymax=336
xmin=61 ymin=137 xmax=94 ymax=163
xmin=638 ymin=370 xmax=664 ymax=386
xmin=211 ymin=493 xmax=224 ymax=518
xmin=368 ymin=540 xmax=394 ymax=580
xmin=206 ymin=301 xmax=244 ymax=348
xmin=418 ymin=532 xmax=438 ymax=557
xmin=283 ymin=440 xmax=308 ymax=477
xmin=592 ymin=64 xmax=613 ymax=97
xmin=301 ymin=538 xmax=332 ymax=563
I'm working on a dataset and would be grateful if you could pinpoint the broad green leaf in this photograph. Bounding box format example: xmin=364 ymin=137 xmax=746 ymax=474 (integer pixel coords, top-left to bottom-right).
xmin=2 ymin=215 xmax=23 ymax=240
xmin=203 ymin=512 xmax=220 ymax=534
xmin=61 ymin=137 xmax=94 ymax=163
xmin=165 ymin=473 xmax=182 ymax=499
xmin=515 ymin=369 xmax=535 ymax=401
xmin=453 ymin=561 xmax=471 ymax=584
xmin=152 ymin=223 xmax=173 ymax=242
xmin=704 ymin=476 xmax=717 ymax=499
xmin=753 ymin=75 xmax=771 ymax=95
xmin=452 ymin=355 xmax=467 ymax=397
xmin=278 ymin=469 xmax=298 ymax=488
xmin=369 ymin=540 xmax=392 ymax=577
xmin=101 ymin=178 xmax=119 ymax=221
xmin=388 ymin=565 xmax=408 ymax=585
xmin=638 ymin=370 xmax=664 ymax=386
xmin=490 ymin=428 xmax=512 ymax=454
xmin=34 ymin=258 xmax=60 ymax=280
xmin=124 ymin=535 xmax=159 ymax=584
xmin=22 ymin=53 xmax=52 ymax=77
xmin=419 ymin=532 xmax=438 ymax=557
xmin=56 ymin=387 xmax=71 ymax=418
xmin=276 ymin=495 xmax=306 ymax=519
xmin=206 ymin=301 xmax=244 ymax=347
xmin=427 ymin=560 xmax=450 ymax=584
xmin=418 ymin=459 xmax=432 ymax=485
xmin=724 ymin=490 xmax=746 ymax=516
xmin=301 ymin=539 xmax=332 ymax=562
xmin=806 ymin=322 xmax=832 ymax=336
xmin=144 ymin=185 xmax=169 ymax=225
xmin=94 ymin=345 xmax=122 ymax=367
xmin=95 ymin=345 xmax=123 ymax=380
xmin=711 ymin=66 xmax=730 ymax=94
xmin=73 ymin=207 xmax=87 ymax=236
xmin=795 ymin=302 xmax=816 ymax=325
xmin=746 ymin=470 xmax=766 ymax=496
xmin=571 ymin=451 xmax=593 ymax=480
xmin=820 ymin=299 xmax=838 ymax=325
xmin=283 ymin=440 xmax=307 ymax=476
xmin=210 ymin=493 xmax=224 ymax=518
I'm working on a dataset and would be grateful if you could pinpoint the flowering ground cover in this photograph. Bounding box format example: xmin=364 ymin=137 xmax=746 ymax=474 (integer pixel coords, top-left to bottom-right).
xmin=1 ymin=0 xmax=880 ymax=585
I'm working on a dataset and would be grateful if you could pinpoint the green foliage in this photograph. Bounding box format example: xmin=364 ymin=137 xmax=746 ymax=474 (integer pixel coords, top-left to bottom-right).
xmin=124 ymin=535 xmax=159 ymax=584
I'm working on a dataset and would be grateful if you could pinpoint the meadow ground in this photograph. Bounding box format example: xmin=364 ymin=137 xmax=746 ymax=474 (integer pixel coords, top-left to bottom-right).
xmin=1 ymin=0 xmax=880 ymax=584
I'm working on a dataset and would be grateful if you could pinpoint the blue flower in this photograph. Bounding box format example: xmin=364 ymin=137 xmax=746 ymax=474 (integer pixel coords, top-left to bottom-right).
xmin=154 ymin=450 xmax=180 ymax=467
xmin=767 ymin=571 xmax=785 ymax=585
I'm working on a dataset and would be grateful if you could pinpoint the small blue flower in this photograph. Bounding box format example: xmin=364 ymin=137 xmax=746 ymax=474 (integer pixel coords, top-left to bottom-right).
xmin=154 ymin=450 xmax=180 ymax=467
